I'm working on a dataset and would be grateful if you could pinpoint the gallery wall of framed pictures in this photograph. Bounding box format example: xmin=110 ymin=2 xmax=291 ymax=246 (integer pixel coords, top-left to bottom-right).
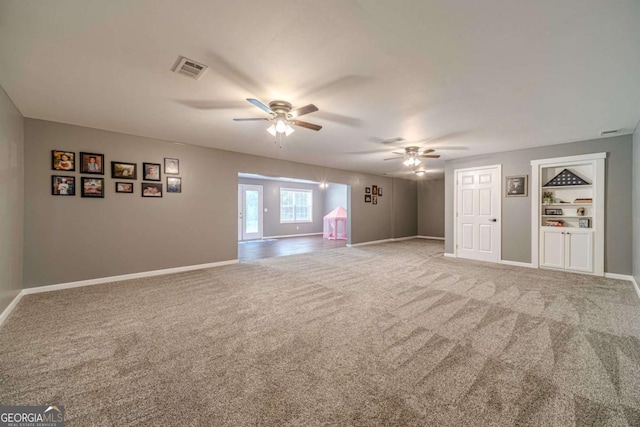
xmin=364 ymin=185 xmax=383 ymax=205
xmin=50 ymin=150 xmax=183 ymax=199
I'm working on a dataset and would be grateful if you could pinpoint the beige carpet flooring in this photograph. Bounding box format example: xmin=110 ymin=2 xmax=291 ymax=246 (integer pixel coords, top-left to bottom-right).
xmin=1 ymin=240 xmax=640 ymax=426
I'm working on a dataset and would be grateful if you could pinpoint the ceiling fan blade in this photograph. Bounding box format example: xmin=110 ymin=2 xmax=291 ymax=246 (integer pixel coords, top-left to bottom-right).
xmin=420 ymin=149 xmax=435 ymax=154
xmin=233 ymin=118 xmax=270 ymax=121
xmin=419 ymin=154 xmax=441 ymax=158
xmin=246 ymin=98 xmax=274 ymax=115
xmin=380 ymin=137 xmax=405 ymax=145
xmin=289 ymin=104 xmax=318 ymax=118
xmin=391 ymin=151 xmax=406 ymax=155
xmin=383 ymin=157 xmax=403 ymax=161
xmin=290 ymin=120 xmax=322 ymax=131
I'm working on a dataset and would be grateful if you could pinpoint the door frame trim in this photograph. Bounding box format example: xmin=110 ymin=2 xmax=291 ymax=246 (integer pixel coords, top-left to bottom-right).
xmin=453 ymin=164 xmax=502 ymax=262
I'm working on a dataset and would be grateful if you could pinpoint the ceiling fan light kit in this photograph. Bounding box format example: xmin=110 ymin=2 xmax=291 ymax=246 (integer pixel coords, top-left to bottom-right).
xmin=234 ymin=99 xmax=321 ymax=143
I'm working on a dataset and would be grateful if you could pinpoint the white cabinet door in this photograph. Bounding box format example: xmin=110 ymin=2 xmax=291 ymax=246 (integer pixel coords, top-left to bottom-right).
xmin=565 ymin=230 xmax=593 ymax=273
xmin=540 ymin=229 xmax=565 ymax=269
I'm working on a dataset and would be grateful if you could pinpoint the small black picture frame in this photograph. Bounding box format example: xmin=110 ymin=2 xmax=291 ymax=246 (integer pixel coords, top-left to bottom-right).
xmin=143 ymin=162 xmax=161 ymax=181
xmin=373 ymin=195 xmax=378 ymax=205
xmin=111 ymin=161 xmax=137 ymax=179
xmin=52 ymin=175 xmax=75 ymax=196
xmin=81 ymin=177 xmax=104 ymax=198
xmin=142 ymin=182 xmax=163 ymax=197
xmin=115 ymin=182 xmax=134 ymax=193
xmin=80 ymin=152 xmax=104 ymax=174
xmin=372 ymin=185 xmax=378 ymax=195
xmin=545 ymin=208 xmax=563 ymax=215
xmin=365 ymin=187 xmax=371 ymax=194
xmin=52 ymin=150 xmax=75 ymax=171
xmin=164 ymin=158 xmax=179 ymax=175
xmin=167 ymin=177 xmax=181 ymax=193
xmin=365 ymin=194 xmax=372 ymax=203
xmin=378 ymin=187 xmax=383 ymax=197
xmin=506 ymin=175 xmax=528 ymax=197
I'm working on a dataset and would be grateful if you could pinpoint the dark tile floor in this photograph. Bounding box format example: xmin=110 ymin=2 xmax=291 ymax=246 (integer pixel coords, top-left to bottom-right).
xmin=238 ymin=235 xmax=347 ymax=261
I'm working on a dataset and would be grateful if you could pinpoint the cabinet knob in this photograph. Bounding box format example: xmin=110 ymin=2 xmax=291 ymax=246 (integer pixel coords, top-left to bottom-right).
xmin=489 ymin=218 xmax=497 ymax=222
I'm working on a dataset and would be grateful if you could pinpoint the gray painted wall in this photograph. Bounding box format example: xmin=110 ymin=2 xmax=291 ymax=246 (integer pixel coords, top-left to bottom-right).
xmin=24 ymin=119 xmax=416 ymax=287
xmin=392 ymin=179 xmax=417 ymax=238
xmin=0 ymin=86 xmax=24 ymax=313
xmin=237 ymin=177 xmax=324 ymax=237
xmin=633 ymin=126 xmax=640 ymax=285
xmin=444 ymin=135 xmax=633 ymax=274
xmin=418 ymin=179 xmax=445 ymax=238
xmin=324 ymin=183 xmax=348 ymax=215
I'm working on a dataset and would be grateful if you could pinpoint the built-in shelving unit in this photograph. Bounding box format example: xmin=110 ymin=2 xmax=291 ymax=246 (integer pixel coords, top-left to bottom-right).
xmin=531 ymin=153 xmax=606 ymax=276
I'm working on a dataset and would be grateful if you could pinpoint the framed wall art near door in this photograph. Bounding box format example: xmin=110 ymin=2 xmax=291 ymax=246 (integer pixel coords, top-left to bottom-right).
xmin=506 ymin=175 xmax=528 ymax=197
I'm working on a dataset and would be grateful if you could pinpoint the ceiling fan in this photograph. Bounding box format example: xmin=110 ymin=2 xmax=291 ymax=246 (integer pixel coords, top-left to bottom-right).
xmin=384 ymin=146 xmax=440 ymax=167
xmin=233 ymin=99 xmax=322 ymax=136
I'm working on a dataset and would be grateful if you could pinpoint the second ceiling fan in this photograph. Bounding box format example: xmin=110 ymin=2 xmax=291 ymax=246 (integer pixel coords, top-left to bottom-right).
xmin=233 ymin=98 xmax=322 ymax=136
xmin=384 ymin=146 xmax=440 ymax=167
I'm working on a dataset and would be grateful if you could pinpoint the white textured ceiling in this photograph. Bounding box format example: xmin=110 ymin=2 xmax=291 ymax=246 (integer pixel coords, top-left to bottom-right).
xmin=1 ymin=0 xmax=639 ymax=179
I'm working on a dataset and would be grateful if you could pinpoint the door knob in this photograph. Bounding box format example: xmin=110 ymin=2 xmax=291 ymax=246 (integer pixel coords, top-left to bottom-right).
xmin=489 ymin=218 xmax=497 ymax=222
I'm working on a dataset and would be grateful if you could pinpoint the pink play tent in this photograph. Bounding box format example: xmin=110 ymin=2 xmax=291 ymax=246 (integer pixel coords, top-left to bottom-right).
xmin=323 ymin=206 xmax=347 ymax=240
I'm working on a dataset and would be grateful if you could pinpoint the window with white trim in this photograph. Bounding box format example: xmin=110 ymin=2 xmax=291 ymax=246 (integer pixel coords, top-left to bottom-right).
xmin=280 ymin=188 xmax=313 ymax=223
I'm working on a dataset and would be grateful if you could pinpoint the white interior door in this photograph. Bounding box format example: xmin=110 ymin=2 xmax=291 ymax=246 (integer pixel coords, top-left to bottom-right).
xmin=455 ymin=166 xmax=501 ymax=263
xmin=238 ymin=184 xmax=263 ymax=241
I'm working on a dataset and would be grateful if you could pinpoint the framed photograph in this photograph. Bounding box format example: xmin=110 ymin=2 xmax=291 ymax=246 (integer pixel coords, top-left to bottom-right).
xmin=142 ymin=182 xmax=163 ymax=197
xmin=80 ymin=152 xmax=104 ymax=174
xmin=378 ymin=187 xmax=383 ymax=196
xmin=115 ymin=182 xmax=134 ymax=193
xmin=143 ymin=162 xmax=161 ymax=181
xmin=51 ymin=150 xmax=75 ymax=171
xmin=579 ymin=219 xmax=590 ymax=228
xmin=506 ymin=175 xmax=528 ymax=197
xmin=164 ymin=158 xmax=179 ymax=175
xmin=545 ymin=208 xmax=563 ymax=215
xmin=364 ymin=194 xmax=371 ymax=203
xmin=372 ymin=185 xmax=378 ymax=195
xmin=365 ymin=187 xmax=371 ymax=194
xmin=51 ymin=175 xmax=75 ymax=196
xmin=81 ymin=177 xmax=104 ymax=198
xmin=167 ymin=177 xmax=181 ymax=193
xmin=373 ymin=195 xmax=378 ymax=205
xmin=111 ymin=161 xmax=137 ymax=179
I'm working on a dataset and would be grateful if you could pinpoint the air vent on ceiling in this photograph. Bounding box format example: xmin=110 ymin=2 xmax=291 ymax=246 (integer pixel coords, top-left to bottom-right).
xmin=600 ymin=129 xmax=619 ymax=136
xmin=173 ymin=56 xmax=208 ymax=80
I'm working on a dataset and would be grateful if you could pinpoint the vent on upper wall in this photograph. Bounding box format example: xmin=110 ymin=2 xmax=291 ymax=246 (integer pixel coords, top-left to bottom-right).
xmin=173 ymin=56 xmax=208 ymax=80
xmin=600 ymin=129 xmax=620 ymax=136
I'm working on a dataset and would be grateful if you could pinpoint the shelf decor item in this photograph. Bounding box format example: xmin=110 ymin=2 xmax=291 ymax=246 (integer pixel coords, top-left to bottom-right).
xmin=577 ymin=207 xmax=585 ymax=216
xmin=545 ymin=208 xmax=563 ymax=215
xmin=579 ymin=219 xmax=590 ymax=228
xmin=542 ymin=191 xmax=554 ymax=204
xmin=544 ymin=168 xmax=590 ymax=187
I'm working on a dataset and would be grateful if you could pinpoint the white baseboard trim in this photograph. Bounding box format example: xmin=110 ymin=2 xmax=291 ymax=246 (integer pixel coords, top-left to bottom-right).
xmin=500 ymin=260 xmax=534 ymax=268
xmin=632 ymin=277 xmax=640 ymax=300
xmin=444 ymin=253 xmax=456 ymax=258
xmin=0 ymin=291 xmax=24 ymax=327
xmin=417 ymin=236 xmax=445 ymax=241
xmin=22 ymin=260 xmax=239 ymax=296
xmin=262 ymin=232 xmax=322 ymax=239
xmin=347 ymin=239 xmax=393 ymax=248
xmin=603 ymin=273 xmax=640 ymax=301
xmin=391 ymin=235 xmax=418 ymax=242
